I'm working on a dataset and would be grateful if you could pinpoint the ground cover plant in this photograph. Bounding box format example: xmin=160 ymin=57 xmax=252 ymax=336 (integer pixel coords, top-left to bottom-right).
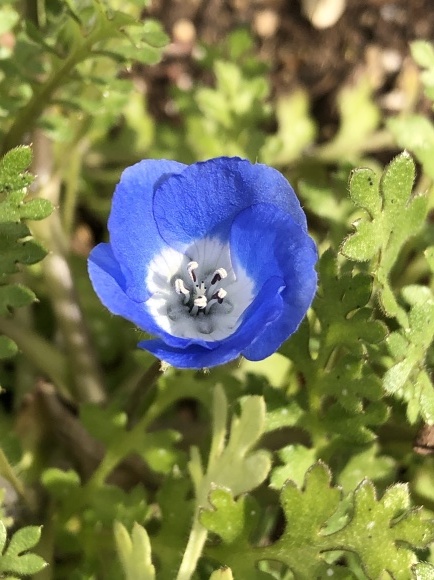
xmin=1 ymin=1 xmax=434 ymax=578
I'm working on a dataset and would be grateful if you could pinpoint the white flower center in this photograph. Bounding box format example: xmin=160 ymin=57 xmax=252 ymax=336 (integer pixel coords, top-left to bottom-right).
xmin=146 ymin=238 xmax=255 ymax=341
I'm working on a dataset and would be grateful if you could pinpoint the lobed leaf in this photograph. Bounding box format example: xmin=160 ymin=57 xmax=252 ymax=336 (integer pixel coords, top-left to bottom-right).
xmin=332 ymin=481 xmax=434 ymax=579
xmin=283 ymin=250 xmax=389 ymax=443
xmin=113 ymin=521 xmax=155 ymax=580
xmin=0 ymin=146 xmax=53 ymax=364
xmin=0 ymin=522 xmax=47 ymax=576
xmin=341 ymin=152 xmax=428 ymax=322
xmin=151 ymin=476 xmax=194 ymax=578
xmin=200 ymin=488 xmax=259 ymax=544
xmin=384 ymin=289 xmax=434 ymax=423
xmin=200 ymin=393 xmax=271 ymax=501
xmin=204 ymin=462 xmax=433 ymax=578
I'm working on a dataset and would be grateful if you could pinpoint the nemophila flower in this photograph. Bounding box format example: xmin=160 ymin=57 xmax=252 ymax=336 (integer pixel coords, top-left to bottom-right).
xmin=88 ymin=157 xmax=317 ymax=369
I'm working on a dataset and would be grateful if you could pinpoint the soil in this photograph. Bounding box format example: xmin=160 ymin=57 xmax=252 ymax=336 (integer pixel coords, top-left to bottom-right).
xmin=143 ymin=0 xmax=434 ymax=135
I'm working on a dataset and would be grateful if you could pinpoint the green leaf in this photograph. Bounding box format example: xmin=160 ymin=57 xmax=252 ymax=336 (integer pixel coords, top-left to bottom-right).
xmin=198 ymin=390 xmax=271 ymax=502
xmin=383 ymin=287 xmax=434 ymax=423
xmin=411 ymin=41 xmax=434 ymax=68
xmin=0 ymin=522 xmax=47 ymax=576
xmin=315 ymin=251 xmax=387 ymax=353
xmin=0 ymin=224 xmax=47 ymax=275
xmin=347 ymin=167 xmax=381 ymax=217
xmin=0 ymin=146 xmax=52 ymax=362
xmin=342 ymin=152 xmax=427 ymax=323
xmin=205 ymin=463 xmax=432 ymax=578
xmin=0 ymin=285 xmax=36 ymax=316
xmin=387 ymin=116 xmax=434 ymax=180
xmin=282 ymin=250 xmax=389 ymax=443
xmin=411 ymin=40 xmax=434 ymax=101
xmin=200 ymin=488 xmax=258 ymax=544
xmin=317 ymin=79 xmax=380 ymax=161
xmin=260 ymin=90 xmax=316 ymax=165
xmin=0 ymin=7 xmax=19 ymax=37
xmin=413 ymin=562 xmax=434 ymax=579
xmin=114 ymin=521 xmax=155 ymax=580
xmin=0 ymin=147 xmax=33 ymax=193
xmin=41 ymin=468 xmax=81 ymax=499
xmin=140 ymin=19 xmax=169 ymax=48
xmin=270 ymin=445 xmax=317 ymax=489
xmin=337 ymin=444 xmax=396 ymax=493
xmin=332 ymin=481 xmax=434 ymax=578
xmin=81 ymin=404 xmax=184 ymax=475
xmin=209 ymin=567 xmax=234 ymax=580
xmin=151 ymin=476 xmax=194 ymax=578
xmin=0 ymin=336 xmax=18 ymax=359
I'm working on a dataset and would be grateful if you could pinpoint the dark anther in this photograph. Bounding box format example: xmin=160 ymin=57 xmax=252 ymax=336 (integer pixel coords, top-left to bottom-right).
xmin=211 ymin=273 xmax=221 ymax=285
xmin=212 ymin=291 xmax=224 ymax=304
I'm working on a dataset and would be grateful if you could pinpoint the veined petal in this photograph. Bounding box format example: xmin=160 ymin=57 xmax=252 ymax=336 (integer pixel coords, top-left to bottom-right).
xmin=153 ymin=157 xmax=307 ymax=249
xmin=138 ymin=276 xmax=285 ymax=368
xmin=88 ymin=243 xmax=214 ymax=349
xmin=108 ymin=159 xmax=186 ymax=302
xmin=88 ymin=157 xmax=318 ymax=369
xmin=230 ymin=203 xmax=317 ymax=359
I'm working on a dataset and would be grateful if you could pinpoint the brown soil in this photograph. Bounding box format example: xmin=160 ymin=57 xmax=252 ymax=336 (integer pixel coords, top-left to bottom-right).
xmin=143 ymin=0 xmax=434 ymax=132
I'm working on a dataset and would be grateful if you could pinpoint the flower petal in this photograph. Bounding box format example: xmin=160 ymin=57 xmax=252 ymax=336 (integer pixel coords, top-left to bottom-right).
xmin=229 ymin=203 xmax=318 ymax=360
xmin=153 ymin=157 xmax=307 ymax=249
xmin=108 ymin=159 xmax=186 ymax=301
xmin=138 ymin=276 xmax=285 ymax=368
xmin=88 ymin=242 xmax=212 ymax=349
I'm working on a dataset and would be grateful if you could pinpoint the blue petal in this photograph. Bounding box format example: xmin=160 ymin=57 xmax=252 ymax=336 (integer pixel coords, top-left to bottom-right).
xmin=229 ymin=203 xmax=317 ymax=360
xmin=88 ymin=242 xmax=212 ymax=349
xmin=153 ymin=157 xmax=307 ymax=249
xmin=108 ymin=159 xmax=186 ymax=301
xmin=138 ymin=276 xmax=285 ymax=368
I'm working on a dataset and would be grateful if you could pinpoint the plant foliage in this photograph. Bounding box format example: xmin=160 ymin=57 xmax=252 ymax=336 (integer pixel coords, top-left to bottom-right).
xmin=0 ymin=4 xmax=433 ymax=579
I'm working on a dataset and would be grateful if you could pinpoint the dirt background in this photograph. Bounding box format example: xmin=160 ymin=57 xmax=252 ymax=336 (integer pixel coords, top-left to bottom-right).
xmin=143 ymin=0 xmax=434 ymax=137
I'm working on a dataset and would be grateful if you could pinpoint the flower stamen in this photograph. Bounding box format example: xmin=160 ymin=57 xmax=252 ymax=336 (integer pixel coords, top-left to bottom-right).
xmin=205 ymin=288 xmax=227 ymax=314
xmin=187 ymin=261 xmax=198 ymax=283
xmin=210 ymin=267 xmax=227 ymax=286
xmin=175 ymin=260 xmax=230 ymax=317
xmin=175 ymin=278 xmax=190 ymax=304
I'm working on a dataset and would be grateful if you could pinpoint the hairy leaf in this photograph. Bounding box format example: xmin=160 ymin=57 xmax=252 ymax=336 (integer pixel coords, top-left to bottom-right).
xmin=384 ymin=286 xmax=434 ymax=423
xmin=341 ymin=152 xmax=427 ymax=323
xmin=204 ymin=463 xmax=433 ymax=579
xmin=0 ymin=146 xmax=53 ymax=364
xmin=0 ymin=522 xmax=46 ymax=576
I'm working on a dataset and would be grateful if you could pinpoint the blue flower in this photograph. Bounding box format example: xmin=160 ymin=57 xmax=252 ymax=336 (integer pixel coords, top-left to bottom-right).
xmin=88 ymin=157 xmax=317 ymax=369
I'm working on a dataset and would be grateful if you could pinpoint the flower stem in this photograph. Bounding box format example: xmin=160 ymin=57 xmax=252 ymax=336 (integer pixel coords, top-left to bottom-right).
xmin=175 ymin=385 xmax=228 ymax=580
xmin=175 ymin=518 xmax=208 ymax=580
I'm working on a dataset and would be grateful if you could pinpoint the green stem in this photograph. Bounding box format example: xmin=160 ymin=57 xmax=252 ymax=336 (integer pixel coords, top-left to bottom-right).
xmin=175 ymin=518 xmax=208 ymax=580
xmin=175 ymin=386 xmax=228 ymax=580
xmin=1 ymin=25 xmax=105 ymax=155
xmin=125 ymin=361 xmax=162 ymax=427
xmin=0 ymin=448 xmax=29 ymax=505
xmin=86 ymin=396 xmax=166 ymax=489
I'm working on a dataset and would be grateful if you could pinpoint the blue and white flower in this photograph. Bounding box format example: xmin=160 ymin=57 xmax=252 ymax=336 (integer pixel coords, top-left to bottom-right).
xmin=88 ymin=157 xmax=317 ymax=369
